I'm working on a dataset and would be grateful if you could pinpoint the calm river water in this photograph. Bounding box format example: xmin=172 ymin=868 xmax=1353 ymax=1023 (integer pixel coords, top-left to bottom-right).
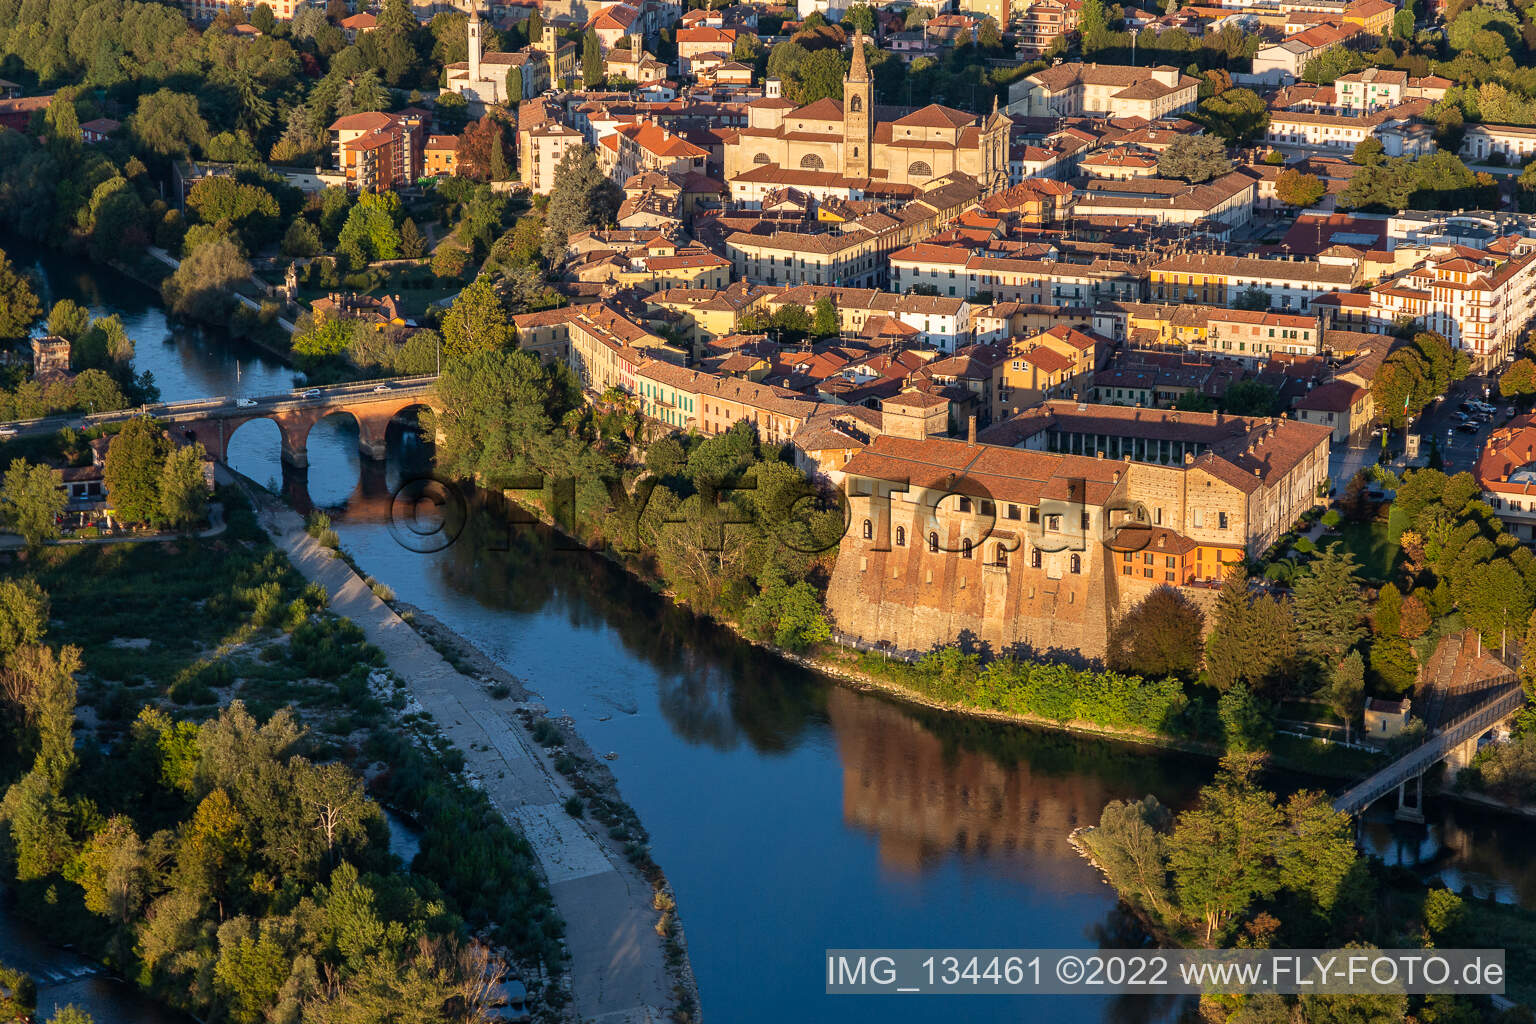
xmin=9 ymin=244 xmax=1536 ymax=1024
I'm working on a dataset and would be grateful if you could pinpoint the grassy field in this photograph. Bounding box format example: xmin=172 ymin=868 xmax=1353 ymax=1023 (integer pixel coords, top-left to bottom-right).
xmin=1329 ymin=503 xmax=1408 ymax=584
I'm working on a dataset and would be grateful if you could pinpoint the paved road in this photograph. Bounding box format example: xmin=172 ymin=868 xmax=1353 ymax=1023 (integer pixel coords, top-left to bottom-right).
xmin=249 ymin=483 xmax=673 ymax=1024
xmin=0 ymin=376 xmax=437 ymax=442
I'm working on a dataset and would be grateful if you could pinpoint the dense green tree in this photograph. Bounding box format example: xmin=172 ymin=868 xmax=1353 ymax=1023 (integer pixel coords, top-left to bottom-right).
xmin=440 ymin=276 xmax=511 ymax=362
xmin=1167 ymin=760 xmax=1285 ymax=943
xmin=1500 ymin=357 xmax=1536 ymax=397
xmin=1276 ymin=169 xmax=1326 ymax=207
xmin=1106 ymin=586 xmax=1205 ymax=679
xmin=582 ymin=29 xmax=602 ymax=88
xmin=0 ymin=459 xmax=64 ymax=550
xmin=130 ymin=90 xmax=211 ymax=160
xmin=1193 ymin=88 xmax=1269 ymax=144
xmin=337 ymin=193 xmax=403 ymax=265
xmin=281 ymin=218 xmax=322 ymax=257
xmin=506 ymin=64 xmax=523 ymax=103
xmin=1319 ymin=649 xmax=1365 ymax=742
xmin=1222 ymin=379 xmax=1277 ymax=415
xmin=1080 ymin=0 xmax=1109 ymax=49
xmin=1218 ymin=683 xmax=1272 ymax=754
xmin=542 ymin=145 xmax=622 ymax=263
xmin=1157 ymin=134 xmax=1231 ymax=182
xmin=1292 ymin=546 xmax=1366 ymax=670
xmin=399 ymin=218 xmax=426 ymax=260
xmin=160 ymin=442 xmax=212 ymax=529
xmin=47 ymin=300 xmax=90 ymax=342
xmin=0 ymin=579 xmax=48 ymax=656
xmin=1352 ymin=137 xmax=1385 ymax=167
xmin=0 ymin=250 xmax=42 ymax=343
xmin=104 ymin=416 xmax=170 ymax=525
xmin=163 ymin=236 xmax=252 ymax=323
xmin=811 ymin=296 xmax=838 ymax=337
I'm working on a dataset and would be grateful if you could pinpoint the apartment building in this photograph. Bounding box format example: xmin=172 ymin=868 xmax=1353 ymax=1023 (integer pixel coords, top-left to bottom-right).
xmin=889 ymin=244 xmax=1147 ymax=304
xmin=1073 ymin=171 xmax=1257 ymax=236
xmin=1369 ymin=239 xmax=1536 ymax=368
xmin=329 ymin=111 xmax=426 ymax=193
xmin=512 ymin=302 xmax=685 ymax=396
xmin=1149 ymin=253 xmax=1358 ymax=311
xmin=633 ymin=361 xmax=818 ymax=442
xmin=1251 ymin=23 xmax=1363 ymax=85
xmin=1014 ymin=0 xmax=1082 ymax=56
xmin=519 ymin=115 xmax=585 ymax=195
xmin=1334 ymin=69 xmax=1451 ymax=113
xmin=600 ymin=120 xmax=710 ymax=182
xmin=1477 ymin=413 xmax=1536 ymax=542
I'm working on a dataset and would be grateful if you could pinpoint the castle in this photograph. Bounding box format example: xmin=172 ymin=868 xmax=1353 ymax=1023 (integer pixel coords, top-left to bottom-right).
xmin=723 ymin=30 xmax=1011 ymax=196
xmin=825 ymin=406 xmax=1332 ymax=658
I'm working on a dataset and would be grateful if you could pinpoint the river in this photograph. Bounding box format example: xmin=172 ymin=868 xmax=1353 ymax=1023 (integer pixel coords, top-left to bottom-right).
xmin=11 ymin=245 xmax=1536 ymax=1023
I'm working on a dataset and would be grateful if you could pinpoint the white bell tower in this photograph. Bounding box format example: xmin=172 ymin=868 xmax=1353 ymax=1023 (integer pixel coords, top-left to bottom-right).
xmin=467 ymin=7 xmax=482 ymax=91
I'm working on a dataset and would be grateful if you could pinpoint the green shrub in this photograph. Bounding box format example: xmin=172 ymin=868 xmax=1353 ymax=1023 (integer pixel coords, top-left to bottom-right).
xmin=530 ymin=719 xmax=562 ymax=746
xmin=563 ymin=795 xmax=584 ymax=818
xmin=1294 ymin=537 xmax=1316 ymax=554
xmin=1321 ymin=510 xmax=1341 ymax=527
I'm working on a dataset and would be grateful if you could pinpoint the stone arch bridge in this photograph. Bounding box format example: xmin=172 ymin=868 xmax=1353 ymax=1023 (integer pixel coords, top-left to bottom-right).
xmin=86 ymin=376 xmax=440 ymax=469
xmin=0 ymin=377 xmax=441 ymax=468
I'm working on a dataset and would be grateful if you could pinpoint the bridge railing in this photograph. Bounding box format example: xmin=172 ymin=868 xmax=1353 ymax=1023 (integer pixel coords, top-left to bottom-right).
xmin=1332 ymin=678 xmax=1523 ymax=815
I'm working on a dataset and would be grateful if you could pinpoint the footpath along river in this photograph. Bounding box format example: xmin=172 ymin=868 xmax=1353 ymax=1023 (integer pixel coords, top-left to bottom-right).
xmin=9 ymin=244 xmax=1536 ymax=1023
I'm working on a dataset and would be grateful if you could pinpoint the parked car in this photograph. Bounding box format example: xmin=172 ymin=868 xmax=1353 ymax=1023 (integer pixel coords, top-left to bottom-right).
xmin=1457 ymin=422 xmax=1480 ymax=433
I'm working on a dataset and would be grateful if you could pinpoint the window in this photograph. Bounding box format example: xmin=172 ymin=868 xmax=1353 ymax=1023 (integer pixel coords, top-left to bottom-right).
xmin=908 ymin=159 xmax=932 ymax=178
xmin=995 ymin=545 xmax=1008 ymax=566
xmin=849 ymin=95 xmax=863 ymax=112
xmin=962 ymin=539 xmax=973 ymax=559
xmin=1080 ymin=512 xmax=1090 ymax=531
xmin=895 ymin=526 xmax=906 ymax=546
xmin=1218 ymin=511 xmax=1228 ymax=530
xmin=799 ymin=153 xmax=825 ymax=170
xmin=958 ymin=496 xmax=972 ymax=513
xmin=752 ymin=152 xmax=770 ymax=165
xmin=1166 ymin=556 xmax=1176 ymax=568
xmin=1070 ymin=554 xmax=1081 ymax=574
xmin=1031 ymin=549 xmax=1042 ymax=569
xmin=862 ymin=519 xmax=872 ymax=540
xmin=1046 ymin=514 xmax=1061 ymax=531
xmin=980 ymin=500 xmax=994 ymax=516
xmin=928 ymin=532 xmax=939 ymax=553
xmin=1007 ymin=503 xmax=1021 ymax=520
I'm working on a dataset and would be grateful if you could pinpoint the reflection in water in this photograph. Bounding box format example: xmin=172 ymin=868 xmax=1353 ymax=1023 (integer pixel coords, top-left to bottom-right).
xmin=1360 ymin=804 xmax=1536 ymax=905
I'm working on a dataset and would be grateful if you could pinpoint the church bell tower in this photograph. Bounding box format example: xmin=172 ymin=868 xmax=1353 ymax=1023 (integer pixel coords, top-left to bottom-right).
xmin=843 ymin=29 xmax=872 ymax=180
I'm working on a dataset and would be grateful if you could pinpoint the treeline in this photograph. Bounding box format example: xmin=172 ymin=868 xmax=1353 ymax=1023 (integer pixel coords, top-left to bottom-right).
xmin=432 ymin=342 xmax=842 ymax=649
xmin=856 ymin=645 xmax=1191 ymax=735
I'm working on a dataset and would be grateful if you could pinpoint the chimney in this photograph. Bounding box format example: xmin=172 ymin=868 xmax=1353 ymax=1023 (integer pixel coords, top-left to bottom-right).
xmin=967 ymin=415 xmax=977 ymax=444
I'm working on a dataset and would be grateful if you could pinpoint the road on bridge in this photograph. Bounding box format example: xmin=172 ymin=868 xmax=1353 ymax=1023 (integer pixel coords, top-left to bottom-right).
xmin=0 ymin=375 xmax=439 ymax=443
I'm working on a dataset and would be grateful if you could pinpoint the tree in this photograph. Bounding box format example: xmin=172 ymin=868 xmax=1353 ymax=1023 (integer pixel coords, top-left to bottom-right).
xmin=1352 ymin=137 xmax=1385 ymax=167
xmin=1222 ymin=378 xmax=1277 ymax=414
xmin=844 ymin=3 xmax=877 ymax=34
xmin=811 ymin=296 xmax=838 ymax=337
xmin=45 ymin=93 xmax=80 ymax=146
xmin=104 ymin=417 xmax=170 ymax=526
xmin=0 ymin=460 xmax=64 ymax=550
xmin=337 ymin=193 xmax=403 ymax=265
xmin=45 ymin=1008 xmax=94 ymax=1024
xmin=1276 ymin=169 xmax=1326 ymax=207
xmin=1194 ymin=88 xmax=1269 ymax=144
xmin=1218 ymin=683 xmax=1272 ymax=754
xmin=1500 ymin=357 xmax=1536 ymax=398
xmin=0 ymin=579 xmax=49 ymax=656
xmin=130 ymin=90 xmax=211 ymax=160
xmin=441 ymin=276 xmax=512 ymax=362
xmin=251 ymin=2 xmax=277 ymax=33
xmin=1292 ymin=546 xmax=1366 ymax=671
xmin=163 ymin=236 xmax=252 ymax=324
xmin=1167 ymin=760 xmax=1285 ymax=943
xmin=583 ymin=29 xmax=602 ymax=88
xmin=1157 ymin=134 xmax=1231 ymax=183
xmin=458 ymin=115 xmax=515 ymax=182
xmin=1079 ymin=0 xmax=1108 ymax=49
xmin=1318 ymin=650 xmax=1365 ymax=742
xmin=506 ymin=64 xmax=523 ymax=103
xmin=47 ymin=300 xmax=90 ymax=342
xmin=282 ymin=218 xmax=322 ymax=257
xmin=400 ymin=218 xmax=426 ymax=259
xmin=0 ymin=250 xmax=42 ymax=342
xmin=1373 ymin=583 xmax=1403 ymax=637
xmin=543 ymin=145 xmax=622 ymax=263
xmin=1106 ymin=586 xmax=1205 ymax=679
xmin=160 ymin=442 xmax=212 ymax=529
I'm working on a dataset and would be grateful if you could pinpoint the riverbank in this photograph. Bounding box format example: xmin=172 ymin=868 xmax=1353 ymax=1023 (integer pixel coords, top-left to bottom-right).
xmin=241 ymin=478 xmax=698 ymax=1024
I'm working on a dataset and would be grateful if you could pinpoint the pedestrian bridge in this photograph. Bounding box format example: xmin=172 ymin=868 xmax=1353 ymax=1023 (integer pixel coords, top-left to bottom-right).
xmin=1332 ymin=677 xmax=1523 ymax=818
xmin=2 ymin=376 xmax=440 ymax=469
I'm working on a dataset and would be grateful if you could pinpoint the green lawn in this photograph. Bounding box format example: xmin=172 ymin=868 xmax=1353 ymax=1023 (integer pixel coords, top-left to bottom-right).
xmin=1326 ymin=503 xmax=1407 ymax=584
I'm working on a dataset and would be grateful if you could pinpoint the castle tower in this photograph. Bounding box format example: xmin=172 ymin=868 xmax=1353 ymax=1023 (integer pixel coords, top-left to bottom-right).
xmin=843 ymin=28 xmax=872 ymax=180
xmin=468 ymin=7 xmax=482 ymax=91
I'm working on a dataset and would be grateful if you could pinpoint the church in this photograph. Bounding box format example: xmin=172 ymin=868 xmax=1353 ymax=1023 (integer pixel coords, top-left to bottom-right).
xmin=723 ymin=30 xmax=1011 ymax=199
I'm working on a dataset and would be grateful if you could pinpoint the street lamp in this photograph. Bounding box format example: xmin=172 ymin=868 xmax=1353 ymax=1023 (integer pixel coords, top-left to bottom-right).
xmin=1129 ymin=27 xmax=1140 ymax=66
